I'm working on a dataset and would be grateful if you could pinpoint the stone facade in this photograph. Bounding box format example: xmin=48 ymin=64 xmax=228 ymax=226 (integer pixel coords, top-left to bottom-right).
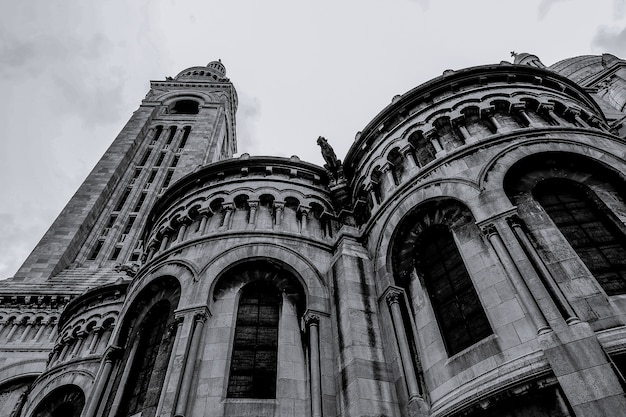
xmin=1 ymin=54 xmax=626 ymax=416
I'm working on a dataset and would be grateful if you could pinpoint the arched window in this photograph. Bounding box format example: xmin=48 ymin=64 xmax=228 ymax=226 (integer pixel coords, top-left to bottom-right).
xmin=170 ymin=100 xmax=199 ymax=114
xmin=415 ymin=225 xmax=492 ymax=355
xmin=32 ymin=385 xmax=85 ymax=417
xmin=534 ymin=178 xmax=626 ymax=295
xmin=227 ymin=281 xmax=281 ymax=398
xmin=117 ymin=301 xmax=173 ymax=417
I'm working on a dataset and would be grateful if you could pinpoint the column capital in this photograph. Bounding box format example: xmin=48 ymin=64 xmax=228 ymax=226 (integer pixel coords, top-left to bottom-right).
xmin=248 ymin=200 xmax=259 ymax=209
xmin=381 ymin=285 xmax=405 ymax=306
xmin=174 ymin=305 xmax=211 ymax=322
xmin=381 ymin=161 xmax=394 ymax=173
xmin=480 ymin=223 xmax=499 ymax=238
xmin=104 ymin=345 xmax=123 ymax=362
xmin=274 ymin=201 xmax=285 ymax=210
xmin=506 ymin=214 xmax=524 ymax=229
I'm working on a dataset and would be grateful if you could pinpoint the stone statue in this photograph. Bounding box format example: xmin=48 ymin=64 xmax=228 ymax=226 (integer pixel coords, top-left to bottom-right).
xmin=114 ymin=263 xmax=140 ymax=277
xmin=317 ymin=136 xmax=341 ymax=173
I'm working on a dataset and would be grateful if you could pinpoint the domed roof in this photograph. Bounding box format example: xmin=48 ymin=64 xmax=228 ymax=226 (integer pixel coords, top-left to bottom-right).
xmin=549 ymin=54 xmax=621 ymax=83
xmin=174 ymin=59 xmax=229 ymax=81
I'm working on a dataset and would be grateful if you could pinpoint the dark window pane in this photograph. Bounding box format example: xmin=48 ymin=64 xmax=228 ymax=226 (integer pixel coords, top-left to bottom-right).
xmin=535 ymin=179 xmax=626 ymax=295
xmin=227 ymin=281 xmax=281 ymax=398
xmin=416 ymin=225 xmax=492 ymax=355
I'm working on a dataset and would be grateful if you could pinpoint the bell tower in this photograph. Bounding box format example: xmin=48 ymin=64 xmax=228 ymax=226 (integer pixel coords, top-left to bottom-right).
xmin=13 ymin=61 xmax=237 ymax=285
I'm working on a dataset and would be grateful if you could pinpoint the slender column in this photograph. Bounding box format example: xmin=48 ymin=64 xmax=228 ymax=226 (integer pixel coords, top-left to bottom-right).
xmin=506 ymin=215 xmax=580 ymax=323
xmin=59 ymin=339 xmax=72 ymax=361
xmin=248 ymin=201 xmax=259 ymax=226
xmin=304 ymin=312 xmax=323 ymax=417
xmin=47 ymin=324 xmax=57 ymax=342
xmin=367 ymin=184 xmax=379 ymax=207
xmin=5 ymin=322 xmax=20 ymax=342
xmin=567 ymin=108 xmax=589 ymax=127
xmin=488 ymin=114 xmax=501 ymax=131
xmin=71 ymin=331 xmax=87 ymax=358
xmin=427 ymin=132 xmax=444 ymax=155
xmin=175 ymin=312 xmax=208 ymax=417
xmin=456 ymin=123 xmax=473 ymax=143
xmin=88 ymin=327 xmax=103 ymax=353
xmin=83 ymin=347 xmax=121 ymax=417
xmin=274 ymin=202 xmax=285 ymax=227
xmin=382 ymin=162 xmax=396 ymax=186
xmin=155 ymin=317 xmax=184 ymax=416
xmin=221 ymin=204 xmax=234 ymax=230
xmin=49 ymin=345 xmax=61 ymax=364
xmin=384 ymin=287 xmax=421 ymax=400
xmin=481 ymin=224 xmax=551 ymax=334
xmin=33 ymin=320 xmax=48 ymax=342
xmin=0 ymin=322 xmax=5 ymax=338
xmin=18 ymin=321 xmax=34 ymax=343
xmin=108 ymin=336 xmax=141 ymax=417
xmin=300 ymin=207 xmax=309 ymax=233
xmin=159 ymin=232 xmax=171 ymax=252
xmin=401 ymin=145 xmax=417 ymax=170
xmin=176 ymin=223 xmax=188 ymax=242
xmin=198 ymin=210 xmax=210 ymax=234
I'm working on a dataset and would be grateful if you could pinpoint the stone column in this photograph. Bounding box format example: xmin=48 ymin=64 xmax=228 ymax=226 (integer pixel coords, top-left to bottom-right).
xmin=33 ymin=320 xmax=48 ymax=342
xmin=383 ymin=287 xmax=421 ymax=400
xmin=481 ymin=223 xmax=551 ymax=334
xmin=59 ymin=339 xmax=71 ymax=361
xmin=174 ymin=311 xmax=209 ymax=417
xmin=83 ymin=347 xmax=121 ymax=417
xmin=5 ymin=321 xmax=20 ymax=342
xmin=88 ymin=327 xmax=103 ymax=354
xmin=382 ymin=162 xmax=396 ymax=186
xmin=485 ymin=111 xmax=501 ymax=131
xmin=159 ymin=228 xmax=173 ymax=252
xmin=506 ymin=215 xmax=580 ymax=324
xmin=198 ymin=209 xmax=210 ymax=234
xmin=155 ymin=317 xmax=184 ymax=417
xmin=176 ymin=218 xmax=190 ymax=242
xmin=427 ymin=132 xmax=445 ymax=157
xmin=274 ymin=202 xmax=285 ymax=227
xmin=221 ymin=204 xmax=234 ymax=230
xmin=248 ymin=200 xmax=259 ymax=226
xmin=304 ymin=312 xmax=323 ymax=417
xmin=18 ymin=320 xmax=34 ymax=343
xmin=107 ymin=336 xmax=141 ymax=417
xmin=401 ymin=145 xmax=417 ymax=170
xmin=300 ymin=207 xmax=309 ymax=233
xmin=70 ymin=331 xmax=87 ymax=358
xmin=330 ymin=229 xmax=398 ymax=416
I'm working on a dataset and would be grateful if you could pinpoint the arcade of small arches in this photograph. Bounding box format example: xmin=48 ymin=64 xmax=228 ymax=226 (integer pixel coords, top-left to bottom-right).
xmin=20 ymin=257 xmax=328 ymax=417
xmin=0 ymin=313 xmax=59 ymax=346
xmin=353 ymin=95 xmax=609 ymax=220
xmin=144 ymin=193 xmax=333 ymax=262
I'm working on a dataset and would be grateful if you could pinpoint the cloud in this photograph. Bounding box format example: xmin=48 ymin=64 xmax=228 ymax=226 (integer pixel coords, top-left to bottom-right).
xmin=615 ymin=0 xmax=626 ymax=19
xmin=593 ymin=26 xmax=626 ymax=56
xmin=538 ymin=0 xmax=571 ymax=20
xmin=236 ymin=92 xmax=262 ymax=155
xmin=407 ymin=0 xmax=429 ymax=10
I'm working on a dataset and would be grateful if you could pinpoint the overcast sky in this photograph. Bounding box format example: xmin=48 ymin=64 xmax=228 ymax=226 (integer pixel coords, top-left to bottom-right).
xmin=1 ymin=0 xmax=625 ymax=279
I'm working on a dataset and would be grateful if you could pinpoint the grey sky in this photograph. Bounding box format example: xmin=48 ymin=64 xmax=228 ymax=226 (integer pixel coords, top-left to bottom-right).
xmin=1 ymin=0 xmax=625 ymax=279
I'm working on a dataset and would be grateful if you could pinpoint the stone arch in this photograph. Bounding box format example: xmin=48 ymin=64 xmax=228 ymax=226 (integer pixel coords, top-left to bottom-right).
xmin=29 ymin=384 xmax=85 ymax=417
xmin=23 ymin=371 xmax=93 ymax=417
xmin=372 ymin=178 xmax=482 ymax=291
xmin=478 ymin=135 xmax=626 ymax=194
xmin=201 ymin=243 xmax=329 ymax=313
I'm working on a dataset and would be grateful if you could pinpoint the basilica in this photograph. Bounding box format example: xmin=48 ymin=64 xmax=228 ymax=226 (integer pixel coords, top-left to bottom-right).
xmin=1 ymin=52 xmax=626 ymax=417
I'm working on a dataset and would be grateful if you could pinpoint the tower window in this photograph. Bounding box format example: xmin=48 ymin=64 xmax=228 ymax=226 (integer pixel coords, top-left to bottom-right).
xmin=88 ymin=240 xmax=105 ymax=260
xmin=178 ymin=126 xmax=191 ymax=149
xmin=114 ymin=188 xmax=132 ymax=212
xmin=534 ymin=179 xmax=626 ymax=295
xmin=155 ymin=152 xmax=165 ymax=167
xmin=170 ymin=156 xmax=180 ymax=168
xmin=123 ymin=216 xmax=136 ymax=234
xmin=139 ymin=149 xmax=152 ymax=166
xmin=416 ymin=225 xmax=492 ymax=355
xmin=227 ymin=281 xmax=281 ymax=398
xmin=162 ymin=170 xmax=174 ymax=189
xmin=109 ymin=246 xmax=121 ymax=261
xmin=153 ymin=126 xmax=164 ymax=142
xmin=170 ymin=100 xmax=199 ymax=115
xmin=165 ymin=127 xmax=177 ymax=145
xmin=133 ymin=192 xmax=147 ymax=213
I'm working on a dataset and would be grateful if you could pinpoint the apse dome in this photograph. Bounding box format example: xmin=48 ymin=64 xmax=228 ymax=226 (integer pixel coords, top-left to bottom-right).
xmin=549 ymin=53 xmax=621 ymax=83
xmin=174 ymin=59 xmax=228 ymax=81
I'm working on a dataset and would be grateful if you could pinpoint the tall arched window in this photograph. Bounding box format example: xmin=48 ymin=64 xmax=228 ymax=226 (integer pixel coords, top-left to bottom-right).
xmin=32 ymin=385 xmax=85 ymax=417
xmin=534 ymin=178 xmax=626 ymax=295
xmin=117 ymin=301 xmax=173 ymax=417
xmin=227 ymin=281 xmax=281 ymax=398
xmin=415 ymin=225 xmax=492 ymax=355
